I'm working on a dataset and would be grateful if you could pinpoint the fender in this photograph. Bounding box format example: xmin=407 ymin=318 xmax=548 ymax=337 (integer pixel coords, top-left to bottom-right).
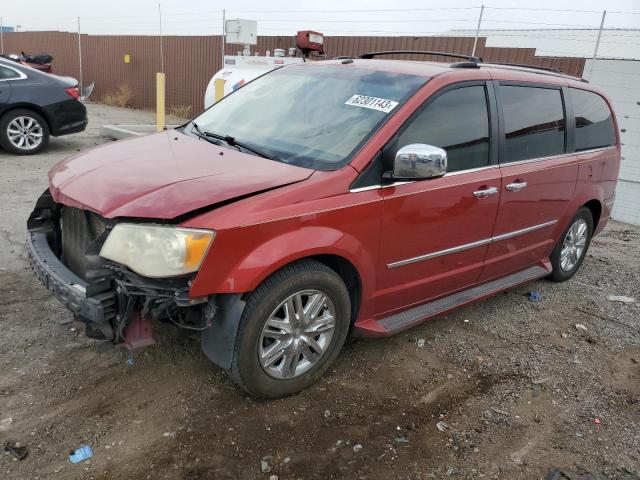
xmin=571 ymin=183 xmax=607 ymax=234
xmin=0 ymin=103 xmax=48 ymax=125
xmin=189 ymin=224 xmax=378 ymax=317
xmin=228 ymin=226 xmax=374 ymax=288
xmin=196 ymin=225 xmax=378 ymax=370
xmin=556 ymin=161 xmax=608 ymax=239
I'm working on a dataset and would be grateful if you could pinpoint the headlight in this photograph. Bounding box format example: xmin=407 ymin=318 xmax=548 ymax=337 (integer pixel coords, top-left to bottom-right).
xmin=100 ymin=224 xmax=215 ymax=278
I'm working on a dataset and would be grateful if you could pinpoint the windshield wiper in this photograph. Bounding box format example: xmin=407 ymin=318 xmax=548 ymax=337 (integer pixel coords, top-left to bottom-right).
xmin=191 ymin=121 xmax=223 ymax=146
xmin=190 ymin=122 xmax=278 ymax=161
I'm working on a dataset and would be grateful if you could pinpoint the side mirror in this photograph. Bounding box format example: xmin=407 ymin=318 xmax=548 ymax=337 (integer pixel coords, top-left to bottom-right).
xmin=389 ymin=144 xmax=447 ymax=181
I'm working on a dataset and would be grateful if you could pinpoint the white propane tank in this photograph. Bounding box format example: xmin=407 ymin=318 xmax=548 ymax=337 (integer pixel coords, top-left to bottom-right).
xmin=204 ymin=54 xmax=304 ymax=110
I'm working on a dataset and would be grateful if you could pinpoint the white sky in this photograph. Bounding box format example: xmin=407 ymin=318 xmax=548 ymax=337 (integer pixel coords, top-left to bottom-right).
xmin=2 ymin=0 xmax=639 ymax=36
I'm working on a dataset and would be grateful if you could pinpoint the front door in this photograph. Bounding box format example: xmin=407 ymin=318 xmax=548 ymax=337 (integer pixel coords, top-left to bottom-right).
xmin=376 ymin=82 xmax=501 ymax=317
xmin=479 ymin=83 xmax=580 ymax=281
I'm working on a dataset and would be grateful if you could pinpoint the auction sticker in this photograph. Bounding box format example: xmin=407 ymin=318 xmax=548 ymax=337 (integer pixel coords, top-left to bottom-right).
xmin=345 ymin=95 xmax=398 ymax=113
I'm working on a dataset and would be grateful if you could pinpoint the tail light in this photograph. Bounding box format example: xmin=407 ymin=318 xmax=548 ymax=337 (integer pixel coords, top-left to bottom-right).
xmin=65 ymin=86 xmax=81 ymax=99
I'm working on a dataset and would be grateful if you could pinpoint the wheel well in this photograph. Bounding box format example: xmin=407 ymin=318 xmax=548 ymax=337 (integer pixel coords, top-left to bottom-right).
xmin=311 ymin=254 xmax=362 ymax=325
xmin=0 ymin=105 xmax=50 ymax=129
xmin=583 ymin=199 xmax=602 ymax=230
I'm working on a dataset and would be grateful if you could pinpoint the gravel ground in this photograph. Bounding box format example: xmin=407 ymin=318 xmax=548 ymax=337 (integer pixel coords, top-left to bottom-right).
xmin=1 ymin=103 xmax=639 ymax=480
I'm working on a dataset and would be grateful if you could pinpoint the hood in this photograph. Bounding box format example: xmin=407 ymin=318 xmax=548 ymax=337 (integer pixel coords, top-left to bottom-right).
xmin=49 ymin=130 xmax=313 ymax=219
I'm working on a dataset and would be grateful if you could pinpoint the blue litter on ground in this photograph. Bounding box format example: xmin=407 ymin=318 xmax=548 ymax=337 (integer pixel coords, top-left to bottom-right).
xmin=127 ymin=352 xmax=135 ymax=366
xmin=528 ymin=291 xmax=541 ymax=302
xmin=69 ymin=445 xmax=93 ymax=463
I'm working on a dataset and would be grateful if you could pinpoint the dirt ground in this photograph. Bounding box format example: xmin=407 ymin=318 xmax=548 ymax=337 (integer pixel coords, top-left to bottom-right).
xmin=1 ymin=103 xmax=639 ymax=480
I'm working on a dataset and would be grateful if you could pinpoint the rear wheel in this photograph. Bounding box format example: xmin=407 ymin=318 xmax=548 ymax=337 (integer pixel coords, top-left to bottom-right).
xmin=0 ymin=109 xmax=49 ymax=155
xmin=548 ymin=207 xmax=593 ymax=282
xmin=230 ymin=260 xmax=351 ymax=398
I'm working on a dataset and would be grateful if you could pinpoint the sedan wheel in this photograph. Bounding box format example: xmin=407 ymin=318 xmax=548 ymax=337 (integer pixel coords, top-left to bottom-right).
xmin=8 ymin=116 xmax=44 ymax=151
xmin=259 ymin=290 xmax=336 ymax=379
xmin=0 ymin=109 xmax=50 ymax=155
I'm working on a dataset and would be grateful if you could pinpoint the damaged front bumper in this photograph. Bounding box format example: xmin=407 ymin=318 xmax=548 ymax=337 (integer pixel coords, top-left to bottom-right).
xmin=28 ymin=225 xmax=216 ymax=348
xmin=26 ymin=190 xmax=245 ymax=369
xmin=26 ymin=190 xmax=213 ymax=345
xmin=27 ymin=230 xmax=116 ymax=338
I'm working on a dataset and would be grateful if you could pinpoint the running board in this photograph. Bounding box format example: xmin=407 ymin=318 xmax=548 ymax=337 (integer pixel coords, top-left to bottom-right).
xmin=375 ymin=264 xmax=550 ymax=335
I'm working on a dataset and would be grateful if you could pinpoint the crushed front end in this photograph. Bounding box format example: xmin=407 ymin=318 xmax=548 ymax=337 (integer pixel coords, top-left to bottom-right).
xmin=26 ymin=190 xmax=215 ymax=348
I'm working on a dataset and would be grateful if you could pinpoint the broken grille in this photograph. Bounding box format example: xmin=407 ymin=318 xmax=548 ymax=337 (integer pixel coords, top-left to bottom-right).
xmin=60 ymin=206 xmax=107 ymax=280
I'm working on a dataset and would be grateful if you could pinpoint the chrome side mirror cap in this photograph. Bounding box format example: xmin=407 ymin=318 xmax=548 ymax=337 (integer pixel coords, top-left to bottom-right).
xmin=392 ymin=144 xmax=447 ymax=180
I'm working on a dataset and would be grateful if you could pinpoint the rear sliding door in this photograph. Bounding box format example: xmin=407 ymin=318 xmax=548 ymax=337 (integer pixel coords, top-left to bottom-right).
xmin=479 ymin=82 xmax=580 ymax=281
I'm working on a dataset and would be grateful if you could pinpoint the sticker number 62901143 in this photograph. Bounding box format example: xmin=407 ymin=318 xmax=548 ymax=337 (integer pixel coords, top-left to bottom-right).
xmin=344 ymin=95 xmax=399 ymax=113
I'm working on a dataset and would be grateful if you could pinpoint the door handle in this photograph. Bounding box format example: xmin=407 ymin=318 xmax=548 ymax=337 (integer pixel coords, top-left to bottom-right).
xmin=506 ymin=181 xmax=528 ymax=192
xmin=473 ymin=186 xmax=498 ymax=198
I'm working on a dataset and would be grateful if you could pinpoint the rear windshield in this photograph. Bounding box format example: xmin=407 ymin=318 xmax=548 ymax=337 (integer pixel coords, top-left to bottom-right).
xmin=192 ymin=65 xmax=427 ymax=170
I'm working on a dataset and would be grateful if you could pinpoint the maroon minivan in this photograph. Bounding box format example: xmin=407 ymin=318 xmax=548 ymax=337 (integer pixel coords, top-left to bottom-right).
xmin=28 ymin=52 xmax=620 ymax=397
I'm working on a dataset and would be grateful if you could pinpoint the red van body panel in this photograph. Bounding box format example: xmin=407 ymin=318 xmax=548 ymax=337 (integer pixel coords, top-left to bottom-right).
xmin=183 ymin=167 xmax=384 ymax=323
xmin=181 ymin=64 xmax=621 ymax=337
xmin=39 ymin=59 xmax=622 ymax=339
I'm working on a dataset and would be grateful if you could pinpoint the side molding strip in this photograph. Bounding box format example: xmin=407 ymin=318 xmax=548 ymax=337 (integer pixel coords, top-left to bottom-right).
xmin=387 ymin=238 xmax=492 ymax=269
xmin=491 ymin=219 xmax=558 ymax=242
xmin=387 ymin=219 xmax=558 ymax=269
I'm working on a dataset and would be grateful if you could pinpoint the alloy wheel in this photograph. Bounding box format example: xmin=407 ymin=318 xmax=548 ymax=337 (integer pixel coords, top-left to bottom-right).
xmin=258 ymin=289 xmax=336 ymax=379
xmin=7 ymin=116 xmax=44 ymax=151
xmin=560 ymin=218 xmax=588 ymax=272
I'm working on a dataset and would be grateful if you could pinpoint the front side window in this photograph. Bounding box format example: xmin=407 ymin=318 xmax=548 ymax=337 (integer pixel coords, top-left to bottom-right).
xmin=395 ymin=85 xmax=490 ymax=172
xmin=192 ymin=65 xmax=426 ymax=170
xmin=570 ymin=88 xmax=616 ymax=151
xmin=500 ymin=85 xmax=565 ymax=163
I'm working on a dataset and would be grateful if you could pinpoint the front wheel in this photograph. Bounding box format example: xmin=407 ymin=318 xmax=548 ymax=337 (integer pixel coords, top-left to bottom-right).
xmin=548 ymin=207 xmax=593 ymax=282
xmin=0 ymin=109 xmax=50 ymax=155
xmin=230 ymin=260 xmax=351 ymax=398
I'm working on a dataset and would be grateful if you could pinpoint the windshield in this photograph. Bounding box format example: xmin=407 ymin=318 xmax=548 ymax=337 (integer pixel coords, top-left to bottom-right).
xmin=192 ymin=64 xmax=427 ymax=170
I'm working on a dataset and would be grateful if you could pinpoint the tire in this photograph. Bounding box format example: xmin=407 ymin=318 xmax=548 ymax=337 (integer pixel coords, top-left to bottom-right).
xmin=230 ymin=259 xmax=351 ymax=398
xmin=0 ymin=109 xmax=50 ymax=155
xmin=548 ymin=207 xmax=594 ymax=282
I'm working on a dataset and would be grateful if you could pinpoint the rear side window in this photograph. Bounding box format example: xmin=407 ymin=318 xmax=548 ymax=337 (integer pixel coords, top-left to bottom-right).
xmin=395 ymin=85 xmax=490 ymax=172
xmin=569 ymin=88 xmax=616 ymax=151
xmin=500 ymin=85 xmax=565 ymax=163
xmin=0 ymin=66 xmax=21 ymax=80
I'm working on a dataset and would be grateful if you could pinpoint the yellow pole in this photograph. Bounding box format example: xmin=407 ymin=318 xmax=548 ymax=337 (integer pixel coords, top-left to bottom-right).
xmin=214 ymin=78 xmax=225 ymax=103
xmin=156 ymin=72 xmax=166 ymax=132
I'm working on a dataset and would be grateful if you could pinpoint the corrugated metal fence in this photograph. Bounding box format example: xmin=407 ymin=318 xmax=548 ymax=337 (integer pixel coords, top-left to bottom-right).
xmin=1 ymin=31 xmax=585 ymax=114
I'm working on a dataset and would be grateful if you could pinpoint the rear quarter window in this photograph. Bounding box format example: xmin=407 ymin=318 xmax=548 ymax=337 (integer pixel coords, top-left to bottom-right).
xmin=569 ymin=88 xmax=616 ymax=151
xmin=0 ymin=65 xmax=22 ymax=80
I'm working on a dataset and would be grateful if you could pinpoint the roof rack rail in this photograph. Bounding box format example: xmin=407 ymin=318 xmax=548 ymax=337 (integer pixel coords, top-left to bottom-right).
xmin=480 ymin=62 xmax=587 ymax=82
xmin=452 ymin=59 xmax=587 ymax=82
xmin=450 ymin=61 xmax=480 ymax=69
xmin=483 ymin=62 xmax=562 ymax=74
xmin=357 ymin=51 xmax=587 ymax=82
xmin=358 ymin=50 xmax=482 ymax=63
